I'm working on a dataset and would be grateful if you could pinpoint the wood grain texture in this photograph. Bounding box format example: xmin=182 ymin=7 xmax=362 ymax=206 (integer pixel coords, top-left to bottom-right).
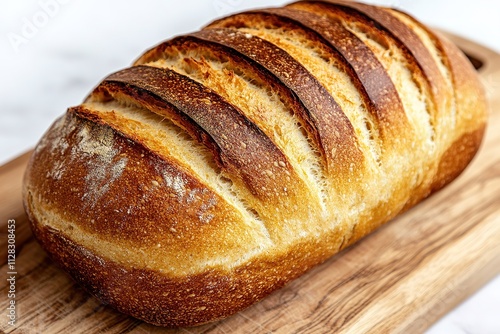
xmin=1 ymin=32 xmax=499 ymax=334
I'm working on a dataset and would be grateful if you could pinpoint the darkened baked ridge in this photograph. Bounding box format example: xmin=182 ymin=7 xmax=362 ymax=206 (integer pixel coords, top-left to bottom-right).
xmin=97 ymin=65 xmax=297 ymax=201
xmin=205 ymin=6 xmax=441 ymax=235
xmin=23 ymin=1 xmax=487 ymax=328
xmin=207 ymin=8 xmax=411 ymax=144
xmin=284 ymin=0 xmax=456 ymax=205
xmin=137 ymin=28 xmax=363 ymax=176
xmin=90 ymin=65 xmax=327 ymax=243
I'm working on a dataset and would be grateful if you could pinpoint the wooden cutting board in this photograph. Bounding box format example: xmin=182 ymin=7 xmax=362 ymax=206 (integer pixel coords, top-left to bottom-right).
xmin=1 ymin=32 xmax=499 ymax=334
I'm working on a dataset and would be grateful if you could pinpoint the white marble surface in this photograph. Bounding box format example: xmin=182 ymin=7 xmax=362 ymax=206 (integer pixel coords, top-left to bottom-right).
xmin=1 ymin=0 xmax=499 ymax=332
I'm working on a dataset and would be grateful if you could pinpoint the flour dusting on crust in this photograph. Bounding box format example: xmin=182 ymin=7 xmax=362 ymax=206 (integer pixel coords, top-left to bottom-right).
xmin=42 ymin=115 xmax=75 ymax=180
xmin=72 ymin=120 xmax=128 ymax=207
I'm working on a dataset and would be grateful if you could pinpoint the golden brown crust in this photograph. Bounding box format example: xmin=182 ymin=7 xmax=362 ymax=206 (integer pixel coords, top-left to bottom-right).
xmin=97 ymin=65 xmax=297 ymax=201
xmin=23 ymin=112 xmax=272 ymax=275
xmin=297 ymin=0 xmax=448 ymax=99
xmin=27 ymin=207 xmax=346 ymax=327
xmin=430 ymin=127 xmax=486 ymax=193
xmin=23 ymin=1 xmax=488 ymax=328
xmin=209 ymin=7 xmax=410 ymax=143
xmin=188 ymin=28 xmax=362 ymax=174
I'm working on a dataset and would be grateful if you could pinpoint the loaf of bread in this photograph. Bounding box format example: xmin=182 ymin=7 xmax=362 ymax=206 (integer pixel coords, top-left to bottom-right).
xmin=23 ymin=0 xmax=487 ymax=327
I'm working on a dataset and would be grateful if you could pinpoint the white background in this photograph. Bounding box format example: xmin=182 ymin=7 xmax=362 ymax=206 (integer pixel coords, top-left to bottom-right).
xmin=1 ymin=0 xmax=499 ymax=333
